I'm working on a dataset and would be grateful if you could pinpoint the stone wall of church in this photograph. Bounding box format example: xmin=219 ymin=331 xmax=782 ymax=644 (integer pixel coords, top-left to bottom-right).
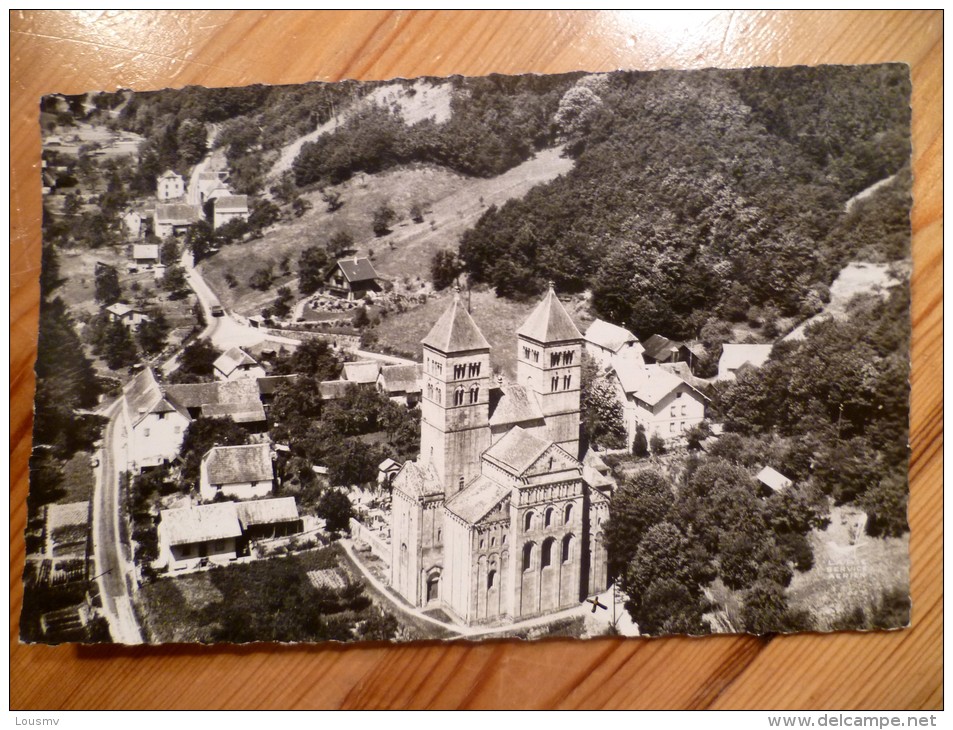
xmin=516 ymin=339 xmax=582 ymax=459
xmin=391 ymin=489 xmax=445 ymax=607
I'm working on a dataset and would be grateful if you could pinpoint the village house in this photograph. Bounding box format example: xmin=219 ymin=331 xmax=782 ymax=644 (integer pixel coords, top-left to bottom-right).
xmin=213 ymin=346 xmax=266 ymax=382
xmin=158 ymin=497 xmax=302 ymax=571
xmin=324 ymin=257 xmax=381 ymax=301
xmin=132 ymin=243 xmax=160 ymax=267
xmin=717 ymin=343 xmax=774 ymax=381
xmin=584 ymin=319 xmax=644 ymax=369
xmin=213 ymin=195 xmax=250 ymax=229
xmin=199 ymin=443 xmax=275 ymax=502
xmin=376 ymin=363 xmax=423 ymax=406
xmin=104 ymin=302 xmax=149 ymax=329
xmin=390 ymin=286 xmax=612 ymax=625
xmin=156 ymin=170 xmax=185 ymax=201
xmin=154 ymin=203 xmax=200 ymax=239
xmin=164 ymin=379 xmax=267 ymax=431
xmin=608 ymin=362 xmax=708 ymax=449
xmin=195 ymin=170 xmax=229 ymax=203
xmin=122 ymin=209 xmax=148 ymax=240
xmin=119 ymin=368 xmax=191 ymax=472
xmin=158 ymin=501 xmax=243 ymax=571
xmin=319 ymin=380 xmax=352 ymax=401
xmin=378 ymin=457 xmax=402 ymax=488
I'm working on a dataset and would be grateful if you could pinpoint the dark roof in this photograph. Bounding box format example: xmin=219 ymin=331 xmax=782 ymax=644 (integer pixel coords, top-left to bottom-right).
xmin=236 ymin=497 xmax=299 ymax=527
xmin=517 ymin=285 xmax=582 ymax=343
xmin=421 ymin=293 xmax=490 ymax=353
xmin=155 ymin=203 xmax=200 ymax=223
xmin=445 ymin=476 xmax=511 ymax=524
xmin=488 ymin=384 xmax=544 ymax=427
xmin=203 ymin=443 xmax=273 ymax=485
xmin=165 ymin=382 xmax=221 ymax=408
xmin=123 ymin=367 xmax=189 ymax=427
xmin=165 ymin=379 xmax=266 ymax=422
xmin=332 ymin=257 xmax=378 ymax=283
xmin=483 ymin=426 xmax=551 ymax=476
xmin=642 ymin=334 xmax=682 ymax=362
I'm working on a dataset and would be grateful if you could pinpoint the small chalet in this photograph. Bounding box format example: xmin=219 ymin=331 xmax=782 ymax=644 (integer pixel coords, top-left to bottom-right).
xmin=154 ymin=203 xmax=200 ymax=238
xmin=756 ymin=466 xmax=793 ymax=496
xmin=376 ymin=363 xmax=423 ymax=405
xmin=132 ymin=243 xmax=160 ymax=266
xmin=156 ymin=170 xmax=184 ymax=201
xmin=158 ymin=502 xmax=243 ymax=571
xmin=213 ymin=195 xmax=250 ymax=229
xmin=609 ymin=362 xmax=708 ymax=449
xmin=584 ymin=319 xmax=644 ymax=369
xmin=104 ymin=302 xmax=149 ymax=329
xmin=123 ymin=210 xmax=148 ymax=240
xmin=342 ymin=359 xmax=382 ymax=385
xmin=214 ymin=347 xmax=266 ymax=382
xmin=235 ymin=498 xmax=301 ymax=541
xmin=717 ymin=344 xmax=774 ymax=381
xmin=324 ymin=257 xmax=381 ymax=301
xmin=199 ymin=443 xmax=275 ymax=502
xmin=119 ymin=368 xmax=191 ymax=472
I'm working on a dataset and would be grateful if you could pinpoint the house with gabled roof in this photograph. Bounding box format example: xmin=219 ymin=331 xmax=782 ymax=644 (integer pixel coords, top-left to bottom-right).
xmin=608 ymin=361 xmax=708 ymax=448
xmin=213 ymin=195 xmax=249 ymax=229
xmin=390 ymin=285 xmax=611 ymax=625
xmin=342 ymin=359 xmax=382 ymax=385
xmin=324 ymin=257 xmax=381 ymax=301
xmin=154 ymin=203 xmax=200 ymax=238
xmin=104 ymin=302 xmax=149 ymax=329
xmin=376 ymin=363 xmax=423 ymax=406
xmin=717 ymin=343 xmax=774 ymax=381
xmin=584 ymin=319 xmax=644 ymax=368
xmin=164 ymin=379 xmax=267 ymax=429
xmin=132 ymin=243 xmax=160 ymax=266
xmin=213 ymin=346 xmax=265 ymax=382
xmin=199 ymin=443 xmax=275 ymax=502
xmin=156 ymin=170 xmax=184 ymax=201
xmin=119 ymin=367 xmax=191 ymax=472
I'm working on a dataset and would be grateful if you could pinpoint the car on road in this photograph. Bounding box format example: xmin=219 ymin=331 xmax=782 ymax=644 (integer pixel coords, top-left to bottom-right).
xmin=210 ymin=305 xmax=224 ymax=317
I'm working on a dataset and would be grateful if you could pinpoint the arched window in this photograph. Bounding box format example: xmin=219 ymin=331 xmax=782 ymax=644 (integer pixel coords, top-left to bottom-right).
xmin=480 ymin=537 xmax=485 ymax=550
xmin=487 ymin=570 xmax=496 ymax=590
xmin=458 ymin=475 xmax=465 ymax=491
xmin=435 ymin=387 xmax=442 ymax=401
xmin=564 ymin=503 xmax=573 ymax=525
xmin=541 ymin=537 xmax=555 ymax=569
xmin=437 ymin=528 xmax=442 ymax=542
xmin=551 ymin=376 xmax=559 ymax=392
xmin=468 ymin=362 xmax=481 ymax=377
xmin=563 ymin=374 xmax=571 ymax=390
xmin=562 ymin=534 xmax=573 ymax=563
xmin=490 ymin=535 xmax=496 ymax=547
xmin=454 ymin=387 xmax=465 ymax=406
xmin=545 ymin=507 xmax=554 ymax=528
xmin=427 ymin=383 xmax=433 ymax=399
xmin=522 ymin=542 xmax=534 ymax=572
xmin=469 ymin=385 xmax=479 ymax=403
xmin=524 ymin=511 xmax=534 ymax=531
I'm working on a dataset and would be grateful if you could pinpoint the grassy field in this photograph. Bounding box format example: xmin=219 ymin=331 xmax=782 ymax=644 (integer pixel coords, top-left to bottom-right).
xmin=370 ymin=285 xmax=594 ymax=379
xmin=200 ymin=148 xmax=574 ymax=317
xmin=786 ymin=504 xmax=909 ymax=631
xmin=57 ymin=452 xmax=94 ymax=505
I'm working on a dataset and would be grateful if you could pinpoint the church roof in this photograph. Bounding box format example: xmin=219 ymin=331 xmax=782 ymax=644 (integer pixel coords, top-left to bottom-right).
xmin=444 ymin=475 xmax=511 ymax=525
xmin=421 ymin=292 xmax=490 ymax=353
xmin=517 ymin=285 xmax=582 ymax=343
xmin=483 ymin=426 xmax=552 ymax=476
xmin=392 ymin=460 xmax=443 ymax=499
xmin=488 ymin=383 xmax=544 ymax=427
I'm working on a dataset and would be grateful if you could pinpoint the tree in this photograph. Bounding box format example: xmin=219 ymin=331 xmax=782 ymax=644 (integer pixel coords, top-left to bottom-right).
xmin=170 ymin=338 xmax=219 ymax=382
xmin=649 ymin=433 xmax=666 ymax=455
xmin=291 ymin=197 xmax=311 ymax=218
xmin=176 ymin=119 xmax=208 ymax=166
xmin=160 ymin=238 xmax=180 ymax=266
xmin=271 ymin=339 xmax=342 ymax=380
xmin=632 ymin=425 xmax=649 ymax=457
xmin=604 ymin=469 xmax=675 ymax=578
xmin=353 ymin=305 xmax=370 ymax=329
xmin=371 ymin=203 xmax=396 ymax=237
xmin=272 ymin=286 xmax=294 ymax=319
xmin=94 ymin=263 xmax=121 ymax=305
xmin=328 ymin=230 xmax=355 ymax=258
xmin=185 ymin=220 xmax=213 ymax=262
xmin=270 ymin=170 xmax=297 ymax=205
xmin=249 ymin=265 xmax=274 ymax=291
xmin=862 ymin=470 xmax=909 ymax=538
xmin=409 ymin=203 xmax=424 ymax=223
xmin=249 ymin=199 xmax=280 ymax=233
xmin=136 ymin=310 xmax=170 ymax=355
xmin=161 ymin=264 xmax=190 ymax=300
xmin=581 ymin=375 xmax=627 ymax=450
xmin=317 ymin=489 xmax=353 ymax=534
xmin=214 ymin=217 xmax=249 ymax=245
xmin=430 ymin=249 xmax=462 ymax=291
xmin=100 ymin=321 xmax=138 ymax=370
xmin=298 ymin=245 xmax=330 ymax=296
xmin=321 ymin=188 xmax=343 ymax=212
xmin=179 ymin=416 xmax=249 ymax=484
xmin=741 ymin=581 xmax=813 ymax=634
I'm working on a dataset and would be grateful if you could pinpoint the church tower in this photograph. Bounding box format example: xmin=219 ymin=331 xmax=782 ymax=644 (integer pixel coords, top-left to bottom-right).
xmin=516 ymin=284 xmax=583 ymax=458
xmin=420 ymin=289 xmax=492 ymax=497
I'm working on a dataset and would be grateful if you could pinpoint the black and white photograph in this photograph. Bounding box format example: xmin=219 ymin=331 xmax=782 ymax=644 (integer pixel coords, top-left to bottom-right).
xmin=24 ymin=63 xmax=912 ymax=645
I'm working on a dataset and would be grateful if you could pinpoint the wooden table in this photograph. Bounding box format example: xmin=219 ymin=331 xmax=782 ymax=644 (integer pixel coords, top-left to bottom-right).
xmin=10 ymin=10 xmax=942 ymax=709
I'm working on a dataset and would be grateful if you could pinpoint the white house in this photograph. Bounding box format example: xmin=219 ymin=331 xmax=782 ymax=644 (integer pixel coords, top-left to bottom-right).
xmin=158 ymin=502 xmax=243 ymax=571
xmin=195 ymin=170 xmax=229 ymax=203
xmin=199 ymin=443 xmax=275 ymax=502
xmin=119 ymin=368 xmax=191 ymax=472
xmin=610 ymin=363 xmax=707 ymax=448
xmin=717 ymin=343 xmax=774 ymax=381
xmin=213 ymin=347 xmax=266 ymax=382
xmin=213 ymin=195 xmax=250 ymax=229
xmin=104 ymin=302 xmax=149 ymax=329
xmin=156 ymin=170 xmax=185 ymax=201
xmin=154 ymin=203 xmax=200 ymax=239
xmin=584 ymin=319 xmax=644 ymax=369
xmin=122 ymin=210 xmax=147 ymax=240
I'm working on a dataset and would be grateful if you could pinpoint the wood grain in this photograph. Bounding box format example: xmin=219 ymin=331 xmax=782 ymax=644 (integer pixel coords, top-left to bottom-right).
xmin=10 ymin=10 xmax=942 ymax=710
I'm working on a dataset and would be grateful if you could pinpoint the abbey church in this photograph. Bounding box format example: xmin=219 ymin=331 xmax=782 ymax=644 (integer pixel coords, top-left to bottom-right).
xmin=390 ymin=286 xmax=613 ymax=625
